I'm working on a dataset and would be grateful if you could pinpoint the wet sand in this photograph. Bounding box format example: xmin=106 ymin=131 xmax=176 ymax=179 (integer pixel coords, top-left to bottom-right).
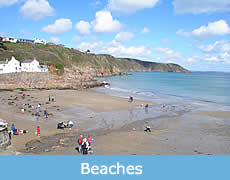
xmin=0 ymin=89 xmax=230 ymax=155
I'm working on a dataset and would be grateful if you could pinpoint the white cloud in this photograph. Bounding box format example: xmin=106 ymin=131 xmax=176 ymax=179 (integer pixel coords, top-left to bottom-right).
xmin=76 ymin=21 xmax=91 ymax=35
xmin=77 ymin=40 xmax=152 ymax=60
xmin=20 ymin=29 xmax=32 ymax=36
xmin=177 ymin=20 xmax=230 ymax=38
xmin=0 ymin=32 xmax=6 ymax=36
xmin=141 ymin=27 xmax=150 ymax=33
xmin=20 ymin=0 xmax=54 ymax=20
xmin=92 ymin=10 xmax=122 ymax=33
xmin=196 ymin=40 xmax=230 ymax=63
xmin=156 ymin=47 xmax=182 ymax=58
xmin=101 ymin=41 xmax=152 ymax=58
xmin=77 ymin=41 xmax=104 ymax=52
xmin=108 ymin=0 xmax=159 ymax=13
xmin=0 ymin=0 xmax=18 ymax=7
xmin=115 ymin=32 xmax=134 ymax=42
xmin=204 ymin=56 xmax=219 ymax=62
xmin=197 ymin=40 xmax=230 ymax=53
xmin=50 ymin=37 xmax=60 ymax=44
xmin=72 ymin=36 xmax=81 ymax=43
xmin=42 ymin=18 xmax=72 ymax=35
xmin=173 ymin=0 xmax=230 ymax=14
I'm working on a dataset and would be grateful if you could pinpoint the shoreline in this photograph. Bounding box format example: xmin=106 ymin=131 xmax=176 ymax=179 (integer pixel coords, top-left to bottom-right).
xmin=0 ymin=88 xmax=230 ymax=155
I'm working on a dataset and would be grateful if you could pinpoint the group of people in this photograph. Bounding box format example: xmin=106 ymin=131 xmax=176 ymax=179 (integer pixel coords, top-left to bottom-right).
xmin=10 ymin=123 xmax=27 ymax=136
xmin=57 ymin=120 xmax=74 ymax=129
xmin=49 ymin=95 xmax=55 ymax=102
xmin=10 ymin=123 xmax=40 ymax=137
xmin=77 ymin=135 xmax=93 ymax=155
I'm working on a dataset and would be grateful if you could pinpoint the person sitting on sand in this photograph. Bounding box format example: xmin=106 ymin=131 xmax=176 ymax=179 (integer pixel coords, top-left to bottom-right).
xmin=144 ymin=126 xmax=151 ymax=132
xmin=63 ymin=121 xmax=67 ymax=128
xmin=11 ymin=123 xmax=17 ymax=135
xmin=145 ymin=104 xmax=149 ymax=109
xmin=67 ymin=120 xmax=73 ymax=128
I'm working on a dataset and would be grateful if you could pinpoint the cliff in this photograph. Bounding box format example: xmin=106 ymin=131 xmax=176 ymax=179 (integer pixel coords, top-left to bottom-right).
xmin=0 ymin=42 xmax=189 ymax=77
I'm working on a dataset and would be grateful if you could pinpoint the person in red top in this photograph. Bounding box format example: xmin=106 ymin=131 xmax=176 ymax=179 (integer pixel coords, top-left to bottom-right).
xmin=36 ymin=126 xmax=40 ymax=136
xmin=78 ymin=135 xmax=83 ymax=154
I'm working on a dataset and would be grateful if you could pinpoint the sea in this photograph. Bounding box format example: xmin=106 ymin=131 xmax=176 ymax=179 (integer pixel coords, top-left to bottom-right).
xmin=95 ymin=72 xmax=230 ymax=110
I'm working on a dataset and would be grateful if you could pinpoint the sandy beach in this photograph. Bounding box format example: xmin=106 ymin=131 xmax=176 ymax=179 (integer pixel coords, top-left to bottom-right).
xmin=0 ymin=88 xmax=230 ymax=155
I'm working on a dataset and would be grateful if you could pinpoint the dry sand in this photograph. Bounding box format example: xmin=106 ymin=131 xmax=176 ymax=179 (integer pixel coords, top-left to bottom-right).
xmin=0 ymin=89 xmax=230 ymax=155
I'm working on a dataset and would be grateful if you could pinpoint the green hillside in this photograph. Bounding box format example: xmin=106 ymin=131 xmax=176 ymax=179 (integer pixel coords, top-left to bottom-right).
xmin=0 ymin=42 xmax=189 ymax=75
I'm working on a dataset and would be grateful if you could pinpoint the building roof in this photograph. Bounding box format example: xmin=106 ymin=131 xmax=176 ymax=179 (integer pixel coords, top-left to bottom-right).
xmin=22 ymin=60 xmax=34 ymax=63
xmin=0 ymin=61 xmax=8 ymax=64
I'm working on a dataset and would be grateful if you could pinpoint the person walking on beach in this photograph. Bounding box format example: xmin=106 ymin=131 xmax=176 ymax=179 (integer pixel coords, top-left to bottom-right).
xmin=129 ymin=96 xmax=134 ymax=102
xmin=87 ymin=136 xmax=93 ymax=146
xmin=44 ymin=109 xmax=48 ymax=118
xmin=78 ymin=135 xmax=83 ymax=153
xmin=49 ymin=95 xmax=51 ymax=102
xmin=82 ymin=138 xmax=89 ymax=155
xmin=36 ymin=107 xmax=40 ymax=116
xmin=36 ymin=126 xmax=40 ymax=136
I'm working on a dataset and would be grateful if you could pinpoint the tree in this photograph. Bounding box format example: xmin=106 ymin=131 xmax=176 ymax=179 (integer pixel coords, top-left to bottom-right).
xmin=0 ymin=37 xmax=2 ymax=42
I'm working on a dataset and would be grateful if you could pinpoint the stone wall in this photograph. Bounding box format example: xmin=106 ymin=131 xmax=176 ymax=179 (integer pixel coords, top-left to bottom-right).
xmin=0 ymin=71 xmax=102 ymax=89
xmin=0 ymin=128 xmax=10 ymax=149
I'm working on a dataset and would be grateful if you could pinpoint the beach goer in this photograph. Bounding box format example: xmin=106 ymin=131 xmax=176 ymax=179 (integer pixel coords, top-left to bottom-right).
xmin=11 ymin=123 xmax=17 ymax=135
xmin=36 ymin=107 xmax=40 ymax=116
xmin=21 ymin=108 xmax=25 ymax=114
xmin=63 ymin=121 xmax=67 ymax=128
xmin=51 ymin=96 xmax=54 ymax=102
xmin=144 ymin=126 xmax=151 ymax=133
xmin=78 ymin=135 xmax=83 ymax=153
xmin=44 ymin=110 xmax=48 ymax=118
xmin=57 ymin=122 xmax=64 ymax=129
xmin=129 ymin=96 xmax=133 ymax=102
xmin=67 ymin=120 xmax=73 ymax=129
xmin=49 ymin=95 xmax=51 ymax=102
xmin=37 ymin=104 xmax=41 ymax=108
xmin=145 ymin=104 xmax=149 ymax=109
xmin=87 ymin=136 xmax=93 ymax=146
xmin=36 ymin=126 xmax=40 ymax=136
xmin=82 ymin=138 xmax=89 ymax=155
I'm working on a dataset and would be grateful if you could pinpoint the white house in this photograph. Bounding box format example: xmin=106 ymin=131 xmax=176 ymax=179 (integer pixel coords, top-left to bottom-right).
xmin=2 ymin=37 xmax=47 ymax=45
xmin=2 ymin=37 xmax=18 ymax=43
xmin=21 ymin=58 xmax=48 ymax=72
xmin=0 ymin=56 xmax=21 ymax=74
xmin=0 ymin=57 xmax=48 ymax=74
xmin=34 ymin=38 xmax=46 ymax=45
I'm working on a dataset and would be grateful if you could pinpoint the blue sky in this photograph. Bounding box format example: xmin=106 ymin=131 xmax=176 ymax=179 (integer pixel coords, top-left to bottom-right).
xmin=0 ymin=0 xmax=230 ymax=72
